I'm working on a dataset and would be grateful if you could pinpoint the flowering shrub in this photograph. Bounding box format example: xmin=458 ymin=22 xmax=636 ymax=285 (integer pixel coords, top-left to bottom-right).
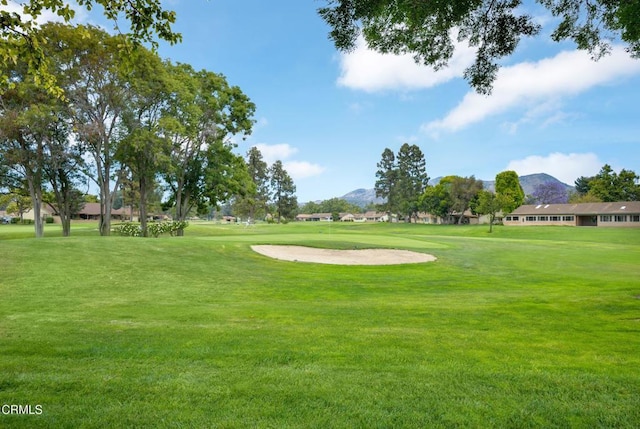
xmin=147 ymin=221 xmax=189 ymax=237
xmin=113 ymin=221 xmax=188 ymax=237
xmin=112 ymin=222 xmax=142 ymax=237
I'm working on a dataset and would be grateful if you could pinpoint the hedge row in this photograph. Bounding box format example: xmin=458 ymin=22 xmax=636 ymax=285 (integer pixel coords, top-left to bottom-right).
xmin=112 ymin=221 xmax=189 ymax=237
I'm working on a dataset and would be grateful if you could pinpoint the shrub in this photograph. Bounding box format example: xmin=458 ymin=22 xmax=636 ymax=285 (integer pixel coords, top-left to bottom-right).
xmin=113 ymin=221 xmax=188 ymax=238
xmin=45 ymin=217 xmax=55 ymax=224
xmin=10 ymin=217 xmax=19 ymax=224
xmin=112 ymin=222 xmax=142 ymax=237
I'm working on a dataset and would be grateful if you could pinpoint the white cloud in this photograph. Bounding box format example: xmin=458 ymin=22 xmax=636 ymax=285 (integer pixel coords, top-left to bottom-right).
xmin=337 ymin=34 xmax=476 ymax=92
xmin=6 ymin=1 xmax=91 ymax=25
xmin=424 ymin=46 xmax=640 ymax=134
xmin=253 ymin=144 xmax=325 ymax=180
xmin=253 ymin=143 xmax=298 ymax=164
xmin=284 ymin=161 xmax=326 ymax=180
xmin=506 ymin=152 xmax=602 ymax=185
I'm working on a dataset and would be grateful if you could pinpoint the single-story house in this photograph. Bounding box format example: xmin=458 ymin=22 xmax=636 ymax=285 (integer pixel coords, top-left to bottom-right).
xmin=416 ymin=210 xmax=480 ymax=225
xmin=362 ymin=211 xmax=391 ymax=222
xmin=504 ymin=201 xmax=640 ymax=227
xmin=295 ymin=213 xmax=334 ymax=222
xmin=76 ymin=202 xmax=128 ymax=221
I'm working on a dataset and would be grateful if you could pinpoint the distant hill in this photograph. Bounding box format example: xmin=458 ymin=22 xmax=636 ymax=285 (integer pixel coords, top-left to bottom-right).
xmin=339 ymin=173 xmax=574 ymax=208
xmin=481 ymin=173 xmax=574 ymax=195
xmin=340 ymin=188 xmax=384 ymax=208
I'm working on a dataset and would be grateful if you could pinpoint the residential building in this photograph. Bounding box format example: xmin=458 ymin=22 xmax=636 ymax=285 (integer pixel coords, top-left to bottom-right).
xmin=504 ymin=202 xmax=640 ymax=227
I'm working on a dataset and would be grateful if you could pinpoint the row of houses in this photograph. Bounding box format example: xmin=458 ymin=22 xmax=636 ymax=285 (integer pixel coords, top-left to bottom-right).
xmin=297 ymin=202 xmax=640 ymax=228
xmin=504 ymin=201 xmax=640 ymax=227
xmin=295 ymin=211 xmax=477 ymax=224
xmin=11 ymin=203 xmax=139 ymax=222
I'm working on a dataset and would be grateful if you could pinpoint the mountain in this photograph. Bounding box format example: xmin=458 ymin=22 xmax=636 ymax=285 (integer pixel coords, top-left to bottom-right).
xmin=339 ymin=174 xmax=574 ymax=207
xmin=481 ymin=173 xmax=574 ymax=196
xmin=340 ymin=188 xmax=384 ymax=208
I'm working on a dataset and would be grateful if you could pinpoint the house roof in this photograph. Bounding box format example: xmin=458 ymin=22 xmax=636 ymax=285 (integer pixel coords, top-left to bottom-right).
xmin=78 ymin=202 xmax=127 ymax=216
xmin=511 ymin=201 xmax=640 ymax=216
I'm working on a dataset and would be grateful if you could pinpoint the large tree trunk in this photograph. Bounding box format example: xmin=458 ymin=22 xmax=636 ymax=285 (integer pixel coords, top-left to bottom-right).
xmin=174 ymin=178 xmax=188 ymax=236
xmin=27 ymin=178 xmax=44 ymax=238
xmin=139 ymin=175 xmax=148 ymax=237
xmin=99 ymin=176 xmax=112 ymax=236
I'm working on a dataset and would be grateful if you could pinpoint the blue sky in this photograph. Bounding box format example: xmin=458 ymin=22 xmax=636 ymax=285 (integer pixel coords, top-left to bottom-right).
xmin=14 ymin=0 xmax=640 ymax=202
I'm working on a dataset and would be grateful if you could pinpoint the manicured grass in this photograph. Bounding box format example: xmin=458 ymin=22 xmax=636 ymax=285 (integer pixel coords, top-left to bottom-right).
xmin=1 ymin=222 xmax=639 ymax=427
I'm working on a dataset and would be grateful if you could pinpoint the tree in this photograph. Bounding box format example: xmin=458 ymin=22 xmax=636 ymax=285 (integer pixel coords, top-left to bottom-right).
xmin=0 ymin=187 xmax=32 ymax=221
xmin=587 ymin=164 xmax=640 ymax=202
xmin=318 ymin=0 xmax=640 ymax=94
xmin=40 ymin=110 xmax=86 ymax=237
xmin=374 ymin=148 xmax=398 ymax=218
xmin=269 ymin=160 xmax=297 ymax=223
xmin=233 ymin=146 xmax=269 ymax=220
xmin=117 ymin=49 xmax=171 ymax=237
xmin=574 ymin=175 xmax=593 ymax=196
xmin=42 ymin=24 xmax=130 ymax=236
xmin=395 ymin=143 xmax=429 ymax=222
xmin=203 ymin=140 xmax=254 ymax=218
xmin=528 ymin=181 xmax=569 ymax=204
xmin=0 ymin=61 xmax=52 ymax=237
xmin=162 ymin=64 xmax=255 ymax=233
xmin=420 ymin=182 xmax=452 ymax=222
xmin=1 ymin=0 xmax=181 ymax=95
xmin=495 ymin=170 xmax=524 ymax=214
xmin=472 ymin=189 xmax=505 ymax=233
xmin=447 ymin=175 xmax=483 ymax=223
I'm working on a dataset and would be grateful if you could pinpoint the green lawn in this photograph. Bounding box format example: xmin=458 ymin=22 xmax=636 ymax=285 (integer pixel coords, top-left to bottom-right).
xmin=1 ymin=222 xmax=639 ymax=428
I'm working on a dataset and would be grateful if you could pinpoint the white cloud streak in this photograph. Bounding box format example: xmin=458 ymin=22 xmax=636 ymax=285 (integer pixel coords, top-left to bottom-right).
xmin=424 ymin=46 xmax=640 ymax=134
xmin=253 ymin=144 xmax=325 ymax=180
xmin=253 ymin=143 xmax=298 ymax=164
xmin=337 ymin=35 xmax=476 ymax=92
xmin=284 ymin=161 xmax=326 ymax=180
xmin=506 ymin=152 xmax=602 ymax=185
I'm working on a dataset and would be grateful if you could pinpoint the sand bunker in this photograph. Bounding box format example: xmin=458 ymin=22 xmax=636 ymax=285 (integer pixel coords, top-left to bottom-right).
xmin=251 ymin=245 xmax=436 ymax=265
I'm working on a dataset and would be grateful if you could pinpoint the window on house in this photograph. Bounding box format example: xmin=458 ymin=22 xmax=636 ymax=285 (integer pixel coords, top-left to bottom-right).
xmin=526 ymin=216 xmax=536 ymax=222
xmin=538 ymin=216 xmax=549 ymax=221
xmin=631 ymin=215 xmax=640 ymax=222
xmin=614 ymin=215 xmax=627 ymax=222
xmin=550 ymin=216 xmax=561 ymax=221
xmin=562 ymin=216 xmax=574 ymax=221
xmin=512 ymin=216 xmax=519 ymax=221
xmin=600 ymin=215 xmax=612 ymax=222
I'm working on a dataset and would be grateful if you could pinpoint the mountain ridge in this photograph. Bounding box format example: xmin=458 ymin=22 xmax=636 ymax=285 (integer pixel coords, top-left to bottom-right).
xmin=338 ymin=173 xmax=573 ymax=208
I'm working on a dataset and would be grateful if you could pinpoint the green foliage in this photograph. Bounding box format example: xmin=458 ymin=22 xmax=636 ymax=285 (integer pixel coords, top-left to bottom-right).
xmin=374 ymin=148 xmax=398 ymax=214
xmin=319 ymin=0 xmax=640 ymax=94
xmin=576 ymin=164 xmax=640 ymax=202
xmin=269 ymin=160 xmax=297 ymax=223
xmin=301 ymin=197 xmax=362 ymax=214
xmin=473 ymin=189 xmax=506 ymax=232
xmin=161 ymin=63 xmax=256 ymax=224
xmin=1 ymin=0 xmax=181 ymax=95
xmin=45 ymin=216 xmax=54 ymax=224
xmin=495 ymin=170 xmax=525 ymax=213
xmin=420 ymin=182 xmax=452 ymax=220
xmin=375 ymin=144 xmax=428 ymax=220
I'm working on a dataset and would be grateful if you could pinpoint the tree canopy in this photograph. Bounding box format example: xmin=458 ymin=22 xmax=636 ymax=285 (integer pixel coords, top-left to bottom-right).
xmin=572 ymin=164 xmax=640 ymax=202
xmin=318 ymin=0 xmax=640 ymax=94
xmin=1 ymin=0 xmax=180 ymax=94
